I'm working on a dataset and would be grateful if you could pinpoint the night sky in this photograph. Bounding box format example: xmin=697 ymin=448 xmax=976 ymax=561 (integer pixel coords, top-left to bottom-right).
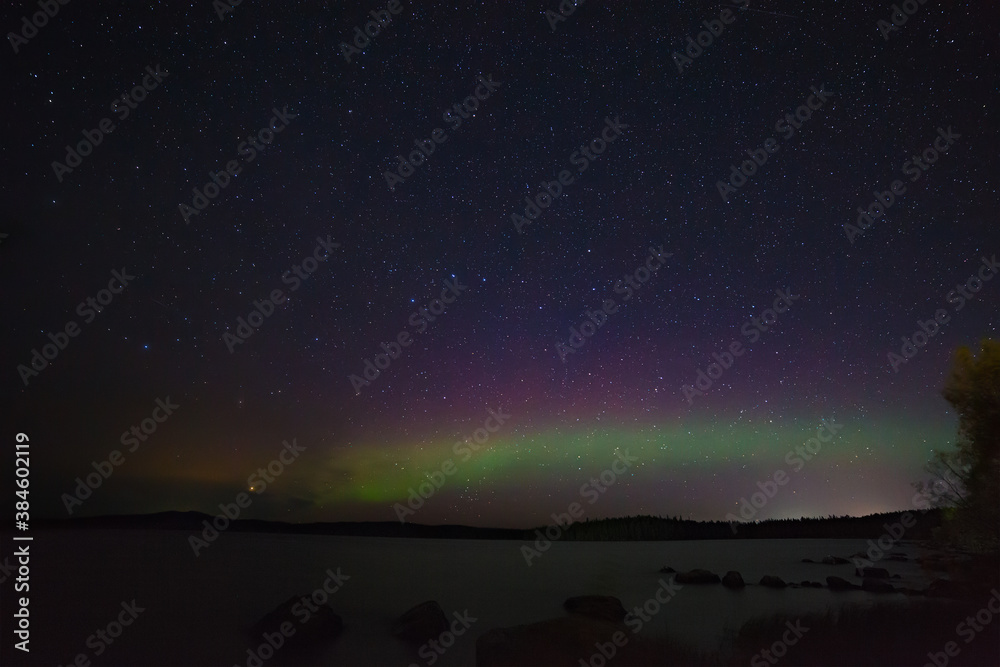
xmin=4 ymin=0 xmax=998 ymax=528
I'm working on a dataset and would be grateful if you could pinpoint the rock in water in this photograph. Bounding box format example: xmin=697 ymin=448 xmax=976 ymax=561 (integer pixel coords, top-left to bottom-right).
xmin=392 ymin=600 xmax=448 ymax=644
xmin=675 ymin=569 xmax=720 ymax=584
xmin=855 ymin=567 xmax=890 ymax=579
xmin=250 ymin=595 xmax=343 ymax=656
xmin=722 ymin=571 xmax=745 ymax=588
xmin=826 ymin=576 xmax=859 ymax=591
xmin=759 ymin=575 xmax=787 ymax=589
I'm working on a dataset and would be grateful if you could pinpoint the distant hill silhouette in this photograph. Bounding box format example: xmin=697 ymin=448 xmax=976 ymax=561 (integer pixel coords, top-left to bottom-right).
xmin=5 ymin=509 xmax=943 ymax=541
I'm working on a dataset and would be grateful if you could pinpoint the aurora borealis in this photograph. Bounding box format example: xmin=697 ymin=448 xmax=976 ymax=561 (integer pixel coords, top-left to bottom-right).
xmin=4 ymin=0 xmax=998 ymax=529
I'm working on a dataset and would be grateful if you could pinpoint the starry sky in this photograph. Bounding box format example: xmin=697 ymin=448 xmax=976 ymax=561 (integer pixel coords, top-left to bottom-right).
xmin=3 ymin=0 xmax=998 ymax=528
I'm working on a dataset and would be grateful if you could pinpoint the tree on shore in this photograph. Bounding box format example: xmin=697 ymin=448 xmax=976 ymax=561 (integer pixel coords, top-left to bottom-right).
xmin=923 ymin=339 xmax=1000 ymax=552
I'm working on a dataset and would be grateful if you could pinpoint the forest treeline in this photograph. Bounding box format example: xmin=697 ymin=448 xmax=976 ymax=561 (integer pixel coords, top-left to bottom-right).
xmin=25 ymin=508 xmax=943 ymax=542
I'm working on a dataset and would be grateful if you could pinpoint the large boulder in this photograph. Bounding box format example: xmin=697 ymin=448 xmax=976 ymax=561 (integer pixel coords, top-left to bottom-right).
xmin=563 ymin=596 xmax=627 ymax=623
xmin=862 ymin=578 xmax=896 ymax=594
xmin=826 ymin=576 xmax=859 ymax=591
xmin=392 ymin=600 xmax=449 ymax=644
xmin=855 ymin=567 xmax=890 ymax=579
xmin=722 ymin=571 xmax=745 ymax=589
xmin=821 ymin=556 xmax=850 ymax=565
xmin=250 ymin=595 xmax=343 ymax=656
xmin=675 ymin=569 xmax=720 ymax=584
xmin=759 ymin=575 xmax=787 ymax=589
